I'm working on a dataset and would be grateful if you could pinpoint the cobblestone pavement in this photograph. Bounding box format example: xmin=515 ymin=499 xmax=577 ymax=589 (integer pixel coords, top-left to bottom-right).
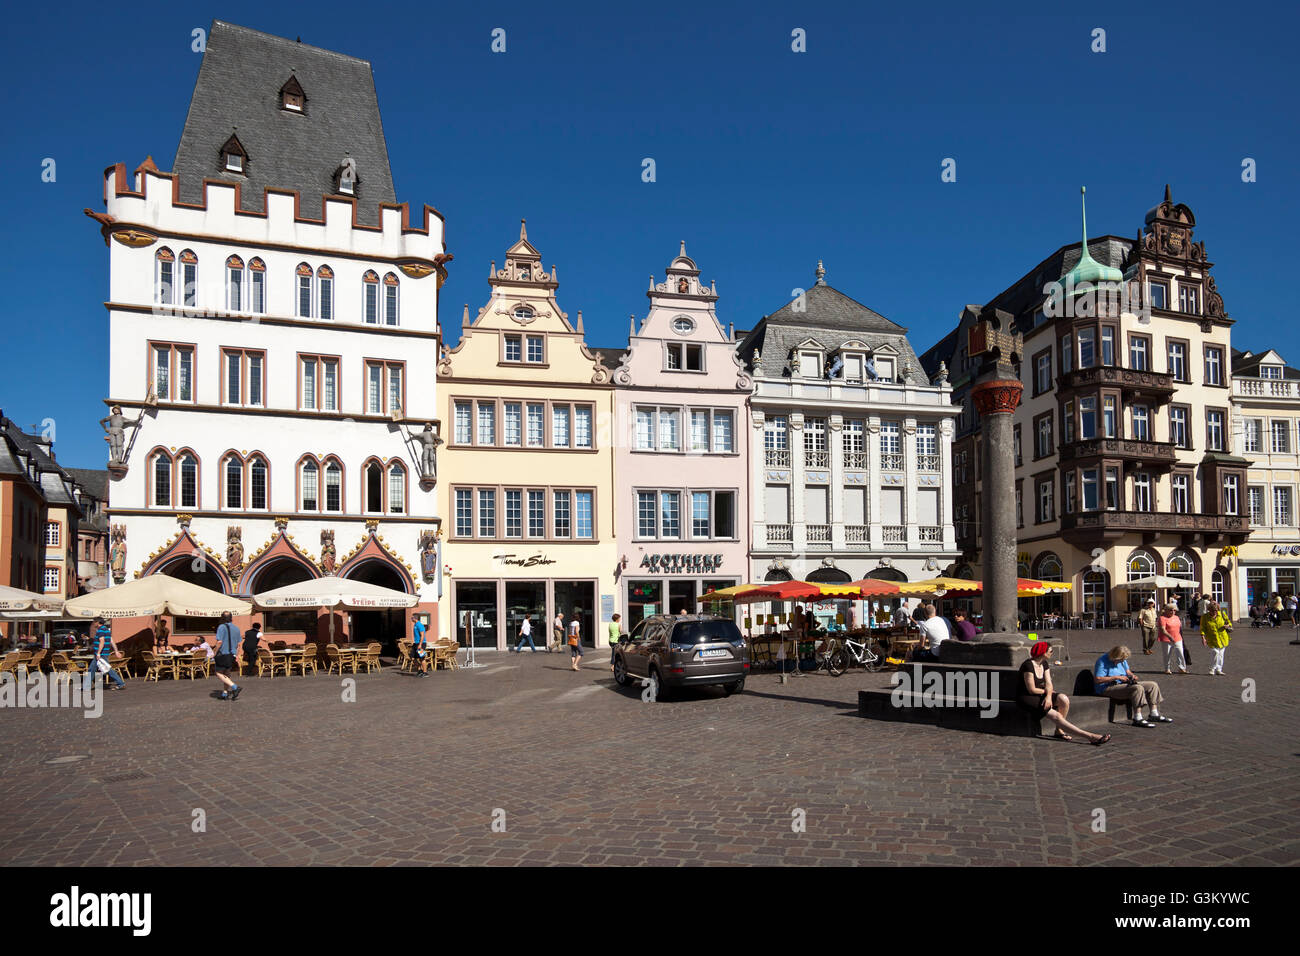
xmin=1 ymin=628 xmax=1296 ymax=866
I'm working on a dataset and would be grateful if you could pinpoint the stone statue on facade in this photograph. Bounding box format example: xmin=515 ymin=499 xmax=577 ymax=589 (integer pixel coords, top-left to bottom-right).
xmin=320 ymin=530 xmax=337 ymax=575
xmin=226 ymin=526 xmax=244 ymax=575
xmin=420 ymin=530 xmax=438 ymax=583
xmin=109 ymin=524 xmax=127 ymax=584
xmin=100 ymin=405 xmax=143 ymax=465
xmin=404 ymin=422 xmax=443 ymax=483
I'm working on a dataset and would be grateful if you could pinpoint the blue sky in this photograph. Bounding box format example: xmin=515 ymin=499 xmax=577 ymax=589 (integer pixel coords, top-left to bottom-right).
xmin=3 ymin=0 xmax=1296 ymax=468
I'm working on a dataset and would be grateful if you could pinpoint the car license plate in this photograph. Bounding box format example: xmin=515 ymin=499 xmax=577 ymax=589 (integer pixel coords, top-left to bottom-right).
xmin=697 ymin=649 xmax=729 ymax=659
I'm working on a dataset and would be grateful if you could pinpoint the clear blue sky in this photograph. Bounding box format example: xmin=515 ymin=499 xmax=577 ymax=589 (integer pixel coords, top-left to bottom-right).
xmin=4 ymin=0 xmax=1295 ymax=469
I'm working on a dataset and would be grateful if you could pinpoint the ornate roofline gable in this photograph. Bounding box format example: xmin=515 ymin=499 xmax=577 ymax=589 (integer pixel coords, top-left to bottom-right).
xmin=1139 ymin=183 xmax=1208 ymax=267
xmin=238 ymin=523 xmax=322 ymax=595
xmin=138 ymin=527 xmax=234 ymax=592
xmin=489 ymin=219 xmax=557 ymax=291
xmin=337 ymin=526 xmax=416 ymax=592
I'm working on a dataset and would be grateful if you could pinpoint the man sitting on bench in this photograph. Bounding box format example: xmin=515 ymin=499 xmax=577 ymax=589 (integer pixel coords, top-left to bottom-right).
xmin=1092 ymin=644 xmax=1172 ymax=728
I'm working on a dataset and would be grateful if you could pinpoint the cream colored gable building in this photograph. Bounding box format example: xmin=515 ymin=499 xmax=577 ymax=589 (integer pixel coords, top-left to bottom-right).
xmin=437 ymin=222 xmax=618 ymax=651
xmin=1230 ymin=348 xmax=1300 ymax=607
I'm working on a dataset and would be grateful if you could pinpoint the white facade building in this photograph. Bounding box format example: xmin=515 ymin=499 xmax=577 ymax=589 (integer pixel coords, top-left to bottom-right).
xmin=737 ymin=264 xmax=958 ymax=595
xmin=90 ymin=21 xmax=448 ymax=645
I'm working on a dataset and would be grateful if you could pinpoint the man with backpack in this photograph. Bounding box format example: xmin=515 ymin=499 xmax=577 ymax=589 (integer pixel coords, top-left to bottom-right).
xmin=213 ymin=612 xmax=243 ymax=701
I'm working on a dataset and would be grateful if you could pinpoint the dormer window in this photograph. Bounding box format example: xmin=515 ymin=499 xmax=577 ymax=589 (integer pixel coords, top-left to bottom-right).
xmin=219 ymin=134 xmax=247 ymax=175
xmin=335 ymin=157 xmax=357 ymax=196
xmin=1260 ymin=364 xmax=1283 ymax=380
xmin=797 ymin=350 xmax=822 ymax=378
xmin=280 ymin=74 xmax=306 ymax=113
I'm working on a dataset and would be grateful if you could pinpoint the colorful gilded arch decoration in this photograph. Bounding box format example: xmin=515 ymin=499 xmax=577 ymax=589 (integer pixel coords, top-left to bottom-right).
xmin=226 ymin=254 xmax=244 ymax=269
xmin=179 ymin=249 xmax=198 ymax=265
xmin=138 ymin=529 xmax=234 ymax=593
xmin=296 ymin=262 xmax=314 ymax=277
xmin=156 ymin=247 xmax=175 ymax=263
xmin=249 ymin=257 xmax=266 ymax=272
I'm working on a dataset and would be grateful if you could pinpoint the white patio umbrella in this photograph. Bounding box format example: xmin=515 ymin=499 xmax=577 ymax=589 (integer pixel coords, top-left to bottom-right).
xmin=1119 ymin=575 xmax=1200 ymax=589
xmin=63 ymin=575 xmax=251 ymax=618
xmin=0 ymin=584 xmax=63 ymax=612
xmin=251 ymin=575 xmax=417 ymax=643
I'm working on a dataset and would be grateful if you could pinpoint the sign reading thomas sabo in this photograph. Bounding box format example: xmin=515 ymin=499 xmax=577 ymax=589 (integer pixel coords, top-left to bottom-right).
xmin=640 ymin=554 xmax=724 ymax=573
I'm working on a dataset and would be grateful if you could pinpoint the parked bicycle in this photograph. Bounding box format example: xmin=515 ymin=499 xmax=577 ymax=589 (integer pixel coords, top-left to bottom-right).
xmin=827 ymin=633 xmax=886 ymax=676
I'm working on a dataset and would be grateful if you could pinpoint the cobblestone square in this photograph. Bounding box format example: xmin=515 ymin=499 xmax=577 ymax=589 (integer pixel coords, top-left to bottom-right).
xmin=1 ymin=628 xmax=1295 ymax=867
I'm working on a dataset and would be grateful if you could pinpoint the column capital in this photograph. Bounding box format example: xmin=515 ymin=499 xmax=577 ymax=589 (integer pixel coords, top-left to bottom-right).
xmin=970 ymin=379 xmax=1024 ymax=416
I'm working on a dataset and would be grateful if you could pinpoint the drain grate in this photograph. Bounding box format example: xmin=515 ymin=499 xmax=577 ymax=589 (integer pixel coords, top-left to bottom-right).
xmin=102 ymin=770 xmax=150 ymax=783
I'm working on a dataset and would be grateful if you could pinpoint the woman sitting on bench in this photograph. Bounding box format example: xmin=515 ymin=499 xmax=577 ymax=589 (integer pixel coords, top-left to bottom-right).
xmin=1018 ymin=641 xmax=1111 ymax=745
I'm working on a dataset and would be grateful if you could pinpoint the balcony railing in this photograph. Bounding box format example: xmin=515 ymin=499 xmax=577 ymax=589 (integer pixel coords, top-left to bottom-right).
xmin=846 ymin=524 xmax=870 ymax=545
xmin=918 ymin=526 xmax=943 ymax=543
xmin=1058 ymin=366 xmax=1176 ymax=400
xmin=882 ymin=525 xmax=907 ymax=547
xmin=1235 ymin=378 xmax=1299 ymax=399
xmin=764 ymin=524 xmax=793 ymax=548
xmin=917 ymin=454 xmax=941 ymax=472
xmin=806 ymin=524 xmax=831 ymax=546
xmin=881 ymin=453 xmax=904 ymax=471
xmin=1059 ymin=438 xmax=1179 ymax=469
xmin=765 ymin=449 xmax=791 ymax=468
xmin=804 ymin=451 xmax=829 ymax=469
xmin=1060 ymin=511 xmax=1249 ymax=537
xmin=844 ymin=451 xmax=867 ymax=470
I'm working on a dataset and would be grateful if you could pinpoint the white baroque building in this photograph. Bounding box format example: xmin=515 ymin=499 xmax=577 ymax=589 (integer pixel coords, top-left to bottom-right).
xmin=88 ymin=21 xmax=448 ymax=645
xmin=737 ymin=263 xmax=959 ymax=590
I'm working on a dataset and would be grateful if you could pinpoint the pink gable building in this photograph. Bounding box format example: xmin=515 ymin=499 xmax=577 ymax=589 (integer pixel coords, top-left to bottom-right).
xmin=609 ymin=244 xmax=752 ymax=631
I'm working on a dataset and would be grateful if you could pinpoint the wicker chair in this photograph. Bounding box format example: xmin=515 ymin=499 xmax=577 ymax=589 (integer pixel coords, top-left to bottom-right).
xmin=396 ymin=640 xmax=413 ymax=673
xmin=48 ymin=652 xmax=81 ymax=681
xmin=0 ymin=651 xmax=29 ymax=677
xmin=108 ymin=652 xmax=133 ymax=680
xmin=355 ymin=642 xmax=381 ymax=674
xmin=325 ymin=644 xmax=347 ymax=676
xmin=25 ymin=648 xmax=47 ymax=674
xmin=139 ymin=651 xmax=167 ymax=681
xmin=177 ymin=651 xmax=205 ymax=680
xmin=434 ymin=640 xmax=459 ymax=671
xmin=256 ymin=649 xmax=285 ymax=678
xmin=295 ymin=644 xmax=318 ymax=676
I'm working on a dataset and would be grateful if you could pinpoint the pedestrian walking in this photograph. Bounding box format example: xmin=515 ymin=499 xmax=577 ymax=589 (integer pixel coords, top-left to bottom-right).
xmin=1200 ymin=600 xmax=1233 ymax=675
xmin=1288 ymin=592 xmax=1298 ymax=628
xmin=608 ymin=612 xmax=622 ymax=672
xmin=213 ymin=612 xmax=243 ymax=700
xmin=1156 ymin=603 xmax=1187 ymax=675
xmin=514 ymin=613 xmax=538 ymax=653
xmin=1138 ymin=599 xmax=1157 ymax=654
xmin=1092 ymin=645 xmax=1172 ymax=728
xmin=85 ymin=617 xmax=125 ymax=692
xmin=567 ymin=609 xmax=583 ymax=670
xmin=550 ymin=611 xmax=564 ymax=653
xmin=1270 ymin=592 xmax=1284 ymax=627
xmin=241 ymin=622 xmax=262 ymax=676
xmin=412 ymin=615 xmax=430 ymax=677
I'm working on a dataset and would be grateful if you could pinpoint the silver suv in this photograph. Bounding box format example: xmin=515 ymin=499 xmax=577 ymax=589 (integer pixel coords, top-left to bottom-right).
xmin=613 ymin=614 xmax=748 ymax=700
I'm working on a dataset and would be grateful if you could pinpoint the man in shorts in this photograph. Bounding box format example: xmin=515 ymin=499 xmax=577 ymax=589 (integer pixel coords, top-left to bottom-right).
xmin=412 ymin=615 xmax=430 ymax=677
xmin=213 ymin=612 xmax=243 ymax=701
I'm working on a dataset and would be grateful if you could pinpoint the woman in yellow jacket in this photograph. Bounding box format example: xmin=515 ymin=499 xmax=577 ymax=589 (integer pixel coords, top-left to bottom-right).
xmin=1200 ymin=600 xmax=1233 ymax=676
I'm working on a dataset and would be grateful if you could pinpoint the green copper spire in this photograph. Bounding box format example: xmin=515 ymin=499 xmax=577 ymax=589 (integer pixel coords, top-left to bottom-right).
xmin=1063 ymin=186 xmax=1123 ymax=290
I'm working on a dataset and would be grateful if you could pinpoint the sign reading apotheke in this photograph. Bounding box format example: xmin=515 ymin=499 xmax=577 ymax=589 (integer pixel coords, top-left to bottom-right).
xmin=640 ymin=553 xmax=724 ymax=573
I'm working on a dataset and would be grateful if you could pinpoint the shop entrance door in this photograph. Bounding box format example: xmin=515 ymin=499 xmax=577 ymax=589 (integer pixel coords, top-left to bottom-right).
xmin=667 ymin=580 xmax=697 ymax=616
xmin=626 ymin=580 xmax=662 ymax=633
xmin=456 ymin=581 xmax=499 ymax=649
xmin=505 ymin=581 xmax=546 ymax=650
xmin=554 ymin=581 xmax=596 ymax=647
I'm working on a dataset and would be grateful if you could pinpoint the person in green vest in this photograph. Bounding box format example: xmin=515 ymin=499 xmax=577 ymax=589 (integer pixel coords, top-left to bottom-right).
xmin=608 ymin=613 xmax=622 ymax=672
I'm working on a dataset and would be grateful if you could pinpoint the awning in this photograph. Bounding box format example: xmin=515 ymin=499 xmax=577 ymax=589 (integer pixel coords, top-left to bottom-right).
xmin=63 ymin=575 xmax=251 ymax=619
xmin=0 ymin=585 xmax=63 ymax=612
xmin=252 ymin=575 xmax=417 ymax=609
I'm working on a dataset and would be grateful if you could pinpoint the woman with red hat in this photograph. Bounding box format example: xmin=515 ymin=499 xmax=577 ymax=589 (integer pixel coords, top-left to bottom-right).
xmin=1018 ymin=641 xmax=1111 ymax=745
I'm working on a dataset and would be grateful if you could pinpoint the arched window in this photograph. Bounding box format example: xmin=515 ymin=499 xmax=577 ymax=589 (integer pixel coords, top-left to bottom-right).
xmin=1127 ymin=549 xmax=1156 ymax=611
xmin=178 ymin=453 xmax=199 ymax=509
xmin=248 ymin=257 xmax=266 ymax=313
xmin=152 ymin=450 xmax=172 ymax=507
xmin=226 ymin=254 xmax=245 ymax=311
xmin=388 ymin=462 xmax=406 ymax=514
xmin=155 ymin=248 xmax=175 ymax=306
xmin=1166 ymin=549 xmax=1197 ymax=610
xmin=178 ymin=249 xmax=198 ymax=308
xmin=383 ymin=272 xmax=399 ymax=326
xmin=300 ymin=458 xmax=319 ymax=511
xmin=324 ymin=459 xmax=343 ymax=513
xmin=364 ymin=460 xmax=384 ymax=513
xmin=363 ymin=271 xmax=380 ymax=324
xmin=1211 ymin=569 xmax=1226 ymax=605
xmin=1035 ymin=553 xmax=1063 ymax=581
xmin=224 ymin=454 xmax=244 ymax=509
xmin=248 ymin=456 xmax=268 ymax=510
xmin=318 ymin=265 xmax=334 ymax=321
xmin=513 ymin=306 xmax=534 ymax=322
xmin=296 ymin=263 xmax=314 ymax=318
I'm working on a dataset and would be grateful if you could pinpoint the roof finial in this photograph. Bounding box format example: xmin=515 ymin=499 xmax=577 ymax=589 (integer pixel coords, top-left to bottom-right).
xmin=520 ymin=218 xmax=527 ymax=241
xmin=490 ymin=259 xmax=496 ymax=277
xmin=462 ymin=304 xmax=469 ymax=325
xmin=576 ymin=310 xmax=584 ymax=334
xmin=551 ymin=264 xmax=557 ymax=282
xmin=629 ymin=314 xmax=637 ymax=337
xmin=1164 ymin=183 xmax=1172 ymax=203
xmin=1081 ymin=185 xmax=1089 ymax=251
xmin=649 ymin=275 xmax=655 ymax=291
xmin=679 ymin=239 xmax=687 ymax=258
xmin=815 ymin=260 xmax=826 ymax=284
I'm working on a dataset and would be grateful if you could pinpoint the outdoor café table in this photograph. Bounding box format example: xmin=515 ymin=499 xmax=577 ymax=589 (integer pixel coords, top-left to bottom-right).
xmin=271 ymin=648 xmax=304 ymax=673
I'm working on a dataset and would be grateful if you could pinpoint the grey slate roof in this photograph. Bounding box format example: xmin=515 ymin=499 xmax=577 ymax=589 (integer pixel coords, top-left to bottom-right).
xmin=738 ymin=282 xmax=930 ymax=384
xmin=66 ymin=468 xmax=109 ymax=503
xmin=1232 ymin=348 xmax=1300 ymax=380
xmin=172 ymin=21 xmax=396 ymax=226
